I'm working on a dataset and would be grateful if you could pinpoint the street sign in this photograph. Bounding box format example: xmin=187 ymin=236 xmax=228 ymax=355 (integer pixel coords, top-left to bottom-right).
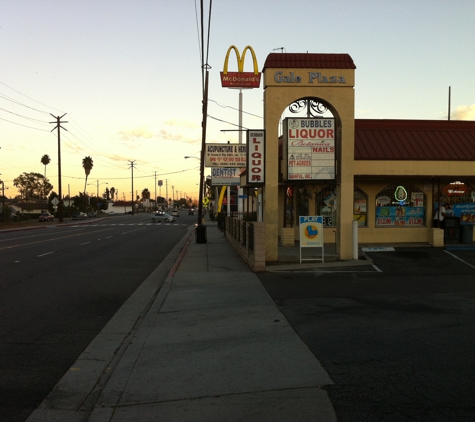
xmin=51 ymin=197 xmax=59 ymax=206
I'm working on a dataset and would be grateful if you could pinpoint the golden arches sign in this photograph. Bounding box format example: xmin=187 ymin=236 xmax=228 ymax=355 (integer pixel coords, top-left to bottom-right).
xmin=220 ymin=45 xmax=261 ymax=89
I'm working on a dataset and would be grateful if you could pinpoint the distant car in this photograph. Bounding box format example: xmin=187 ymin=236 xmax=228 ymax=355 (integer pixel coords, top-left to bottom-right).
xmin=171 ymin=210 xmax=179 ymax=217
xmin=188 ymin=208 xmax=194 ymax=215
xmin=125 ymin=211 xmax=133 ymax=215
xmin=151 ymin=212 xmax=176 ymax=223
xmin=72 ymin=212 xmax=84 ymax=221
xmin=38 ymin=213 xmax=54 ymax=222
xmin=87 ymin=212 xmax=96 ymax=217
xmin=80 ymin=212 xmax=87 ymax=218
xmin=109 ymin=211 xmax=115 ymax=215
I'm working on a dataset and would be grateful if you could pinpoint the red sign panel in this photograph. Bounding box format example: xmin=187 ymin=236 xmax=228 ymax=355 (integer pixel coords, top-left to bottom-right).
xmin=220 ymin=71 xmax=261 ymax=88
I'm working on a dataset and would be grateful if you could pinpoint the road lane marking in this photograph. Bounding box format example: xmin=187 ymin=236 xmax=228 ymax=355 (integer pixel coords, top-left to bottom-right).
xmin=80 ymin=242 xmax=91 ymax=245
xmin=0 ymin=228 xmax=114 ymax=251
xmin=121 ymin=227 xmax=146 ymax=234
xmin=38 ymin=252 xmax=54 ymax=257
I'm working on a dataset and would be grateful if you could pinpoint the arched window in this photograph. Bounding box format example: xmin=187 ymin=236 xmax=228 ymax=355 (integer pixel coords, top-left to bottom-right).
xmin=315 ymin=184 xmax=337 ymax=227
xmin=375 ymin=184 xmax=426 ymax=227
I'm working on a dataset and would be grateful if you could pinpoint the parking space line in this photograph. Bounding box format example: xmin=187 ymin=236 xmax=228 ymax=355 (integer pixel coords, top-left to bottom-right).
xmin=444 ymin=250 xmax=475 ymax=269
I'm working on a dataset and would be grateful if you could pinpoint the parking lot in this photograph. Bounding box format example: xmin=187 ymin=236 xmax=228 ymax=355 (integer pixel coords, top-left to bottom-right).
xmin=258 ymin=246 xmax=475 ymax=421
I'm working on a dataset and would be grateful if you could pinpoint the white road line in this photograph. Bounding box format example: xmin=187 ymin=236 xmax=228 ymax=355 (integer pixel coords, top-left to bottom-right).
xmin=444 ymin=250 xmax=475 ymax=269
xmin=105 ymin=236 xmax=113 ymax=238
xmin=38 ymin=252 xmax=54 ymax=257
xmin=372 ymin=265 xmax=383 ymax=272
xmin=79 ymin=242 xmax=91 ymax=246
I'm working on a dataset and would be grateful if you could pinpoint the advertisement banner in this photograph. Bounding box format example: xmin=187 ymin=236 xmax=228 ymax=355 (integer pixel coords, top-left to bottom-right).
xmin=211 ymin=167 xmax=240 ymax=186
xmin=452 ymin=203 xmax=475 ymax=225
xmin=375 ymin=206 xmax=425 ymax=227
xmin=299 ymin=216 xmax=324 ymax=247
xmin=205 ymin=143 xmax=247 ymax=167
xmin=286 ymin=118 xmax=335 ymax=180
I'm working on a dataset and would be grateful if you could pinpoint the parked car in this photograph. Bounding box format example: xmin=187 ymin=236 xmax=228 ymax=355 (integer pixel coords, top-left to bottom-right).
xmin=38 ymin=213 xmax=54 ymax=222
xmin=151 ymin=212 xmax=176 ymax=223
xmin=188 ymin=208 xmax=194 ymax=215
xmin=171 ymin=210 xmax=179 ymax=217
xmin=87 ymin=212 xmax=96 ymax=217
xmin=109 ymin=211 xmax=115 ymax=215
xmin=72 ymin=212 xmax=85 ymax=221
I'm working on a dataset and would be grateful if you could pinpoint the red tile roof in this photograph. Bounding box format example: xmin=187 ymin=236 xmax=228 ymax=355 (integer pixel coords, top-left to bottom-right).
xmin=355 ymin=119 xmax=475 ymax=160
xmin=263 ymin=53 xmax=356 ymax=70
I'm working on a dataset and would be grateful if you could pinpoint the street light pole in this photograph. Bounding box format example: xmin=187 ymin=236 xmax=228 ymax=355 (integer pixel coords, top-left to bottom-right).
xmin=96 ymin=180 xmax=108 ymax=216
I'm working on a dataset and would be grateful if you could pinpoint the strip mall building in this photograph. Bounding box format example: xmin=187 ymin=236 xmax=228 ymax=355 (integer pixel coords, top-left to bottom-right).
xmin=239 ymin=52 xmax=475 ymax=263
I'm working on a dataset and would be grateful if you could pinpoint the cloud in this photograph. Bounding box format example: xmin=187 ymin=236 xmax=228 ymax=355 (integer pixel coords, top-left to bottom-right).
xmin=119 ymin=128 xmax=155 ymax=141
xmin=159 ymin=130 xmax=199 ymax=144
xmin=452 ymin=104 xmax=475 ymax=120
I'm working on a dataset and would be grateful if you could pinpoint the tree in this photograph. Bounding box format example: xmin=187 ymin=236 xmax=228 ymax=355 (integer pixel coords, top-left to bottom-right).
xmin=82 ymin=156 xmax=93 ymax=211
xmin=141 ymin=188 xmax=150 ymax=201
xmin=110 ymin=187 xmax=116 ymax=201
xmin=41 ymin=154 xmax=51 ymax=199
xmin=13 ymin=172 xmax=53 ymax=199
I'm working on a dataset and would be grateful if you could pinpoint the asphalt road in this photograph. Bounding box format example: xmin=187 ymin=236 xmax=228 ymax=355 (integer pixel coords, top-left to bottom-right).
xmin=0 ymin=213 xmax=195 ymax=422
xmin=258 ymin=246 xmax=475 ymax=422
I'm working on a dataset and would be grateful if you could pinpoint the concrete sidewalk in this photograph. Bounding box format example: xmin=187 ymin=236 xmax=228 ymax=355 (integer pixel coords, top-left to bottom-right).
xmin=27 ymin=222 xmax=337 ymax=422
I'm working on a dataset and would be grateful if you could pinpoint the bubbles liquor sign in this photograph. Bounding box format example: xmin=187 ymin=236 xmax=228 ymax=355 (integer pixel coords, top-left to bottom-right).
xmin=220 ymin=45 xmax=261 ymax=88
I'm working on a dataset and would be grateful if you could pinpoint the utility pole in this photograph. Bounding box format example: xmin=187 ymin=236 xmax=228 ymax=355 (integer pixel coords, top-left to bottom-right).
xmin=50 ymin=113 xmax=67 ymax=222
xmin=154 ymin=171 xmax=157 ymax=211
xmin=166 ymin=179 xmax=168 ymax=209
xmin=128 ymin=160 xmax=136 ymax=215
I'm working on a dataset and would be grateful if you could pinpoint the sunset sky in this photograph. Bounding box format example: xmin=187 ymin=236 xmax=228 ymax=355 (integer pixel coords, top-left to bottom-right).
xmin=1 ymin=0 xmax=474 ymax=202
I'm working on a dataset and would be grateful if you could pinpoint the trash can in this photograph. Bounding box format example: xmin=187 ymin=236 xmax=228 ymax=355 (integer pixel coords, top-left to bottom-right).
xmin=459 ymin=224 xmax=473 ymax=244
xmin=195 ymin=224 xmax=207 ymax=244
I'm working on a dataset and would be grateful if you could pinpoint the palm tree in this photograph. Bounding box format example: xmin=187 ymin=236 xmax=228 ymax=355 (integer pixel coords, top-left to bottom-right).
xmin=82 ymin=156 xmax=93 ymax=211
xmin=110 ymin=187 xmax=116 ymax=201
xmin=41 ymin=154 xmax=51 ymax=199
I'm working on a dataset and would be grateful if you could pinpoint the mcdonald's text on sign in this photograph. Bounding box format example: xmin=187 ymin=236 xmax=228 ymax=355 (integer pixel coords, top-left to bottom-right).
xmin=220 ymin=45 xmax=261 ymax=89
xmin=246 ymin=130 xmax=265 ymax=184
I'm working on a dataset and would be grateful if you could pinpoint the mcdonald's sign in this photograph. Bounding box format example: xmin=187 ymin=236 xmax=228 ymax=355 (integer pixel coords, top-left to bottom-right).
xmin=220 ymin=45 xmax=261 ymax=89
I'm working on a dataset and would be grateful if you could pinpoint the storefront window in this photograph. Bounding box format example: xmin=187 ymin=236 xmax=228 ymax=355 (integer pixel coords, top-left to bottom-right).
xmin=354 ymin=187 xmax=367 ymax=227
xmin=296 ymin=195 xmax=308 ymax=223
xmin=375 ymin=184 xmax=425 ymax=227
xmin=316 ymin=184 xmax=337 ymax=227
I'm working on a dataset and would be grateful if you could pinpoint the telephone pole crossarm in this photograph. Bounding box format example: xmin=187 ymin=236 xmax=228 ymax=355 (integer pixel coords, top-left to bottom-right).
xmin=49 ymin=113 xmax=68 ymax=222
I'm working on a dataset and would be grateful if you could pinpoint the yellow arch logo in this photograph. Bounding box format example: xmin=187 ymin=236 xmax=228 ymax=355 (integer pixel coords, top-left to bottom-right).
xmin=222 ymin=45 xmax=259 ymax=75
xmin=221 ymin=45 xmax=261 ymax=89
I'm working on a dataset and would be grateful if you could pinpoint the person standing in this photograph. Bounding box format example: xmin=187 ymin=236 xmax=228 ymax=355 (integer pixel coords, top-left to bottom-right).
xmin=433 ymin=202 xmax=449 ymax=229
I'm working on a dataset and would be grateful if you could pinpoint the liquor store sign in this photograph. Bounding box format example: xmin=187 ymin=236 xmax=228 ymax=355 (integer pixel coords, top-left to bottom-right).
xmin=285 ymin=118 xmax=335 ymax=180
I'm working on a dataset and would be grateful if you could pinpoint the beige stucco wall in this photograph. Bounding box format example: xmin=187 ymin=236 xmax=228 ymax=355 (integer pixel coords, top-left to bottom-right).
xmin=263 ymin=66 xmax=355 ymax=262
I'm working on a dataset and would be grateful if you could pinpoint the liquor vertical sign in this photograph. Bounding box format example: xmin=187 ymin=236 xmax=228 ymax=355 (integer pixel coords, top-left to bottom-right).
xmin=246 ymin=130 xmax=265 ymax=184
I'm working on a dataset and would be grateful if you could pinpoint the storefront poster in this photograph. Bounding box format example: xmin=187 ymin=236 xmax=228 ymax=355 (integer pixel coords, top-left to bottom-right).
xmin=299 ymin=216 xmax=323 ymax=247
xmin=375 ymin=206 xmax=425 ymax=226
xmin=452 ymin=203 xmax=475 ymax=225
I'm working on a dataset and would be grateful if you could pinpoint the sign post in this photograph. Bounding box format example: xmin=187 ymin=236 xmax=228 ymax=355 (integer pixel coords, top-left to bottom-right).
xmin=299 ymin=216 xmax=324 ymax=263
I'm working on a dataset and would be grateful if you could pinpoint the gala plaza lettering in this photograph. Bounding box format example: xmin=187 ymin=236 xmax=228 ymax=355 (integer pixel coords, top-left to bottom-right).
xmin=274 ymin=71 xmax=347 ymax=84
